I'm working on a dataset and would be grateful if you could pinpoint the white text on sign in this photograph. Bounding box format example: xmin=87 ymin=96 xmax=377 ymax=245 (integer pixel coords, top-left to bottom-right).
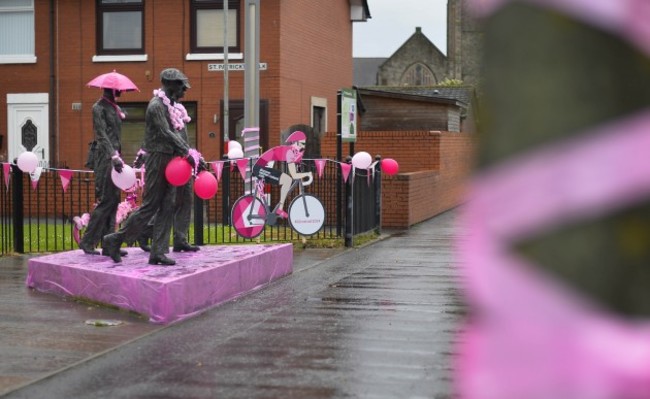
xmin=208 ymin=63 xmax=268 ymax=72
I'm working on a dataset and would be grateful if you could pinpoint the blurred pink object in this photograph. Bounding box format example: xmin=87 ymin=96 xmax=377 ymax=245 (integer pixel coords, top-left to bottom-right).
xmin=87 ymin=70 xmax=140 ymax=92
xmin=455 ymin=110 xmax=650 ymax=398
xmin=72 ymin=213 xmax=90 ymax=244
xmin=468 ymin=0 xmax=650 ymax=56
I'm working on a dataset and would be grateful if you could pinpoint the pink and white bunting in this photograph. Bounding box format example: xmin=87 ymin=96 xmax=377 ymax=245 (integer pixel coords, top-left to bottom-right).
xmin=58 ymin=170 xmax=74 ymax=192
xmin=211 ymin=161 xmax=224 ymax=182
xmin=314 ymin=159 xmax=326 ymax=178
xmin=2 ymin=163 xmax=10 ymax=191
xmin=30 ymin=167 xmax=43 ymax=190
xmin=340 ymin=163 xmax=352 ymax=183
xmin=236 ymin=158 xmax=249 ymax=182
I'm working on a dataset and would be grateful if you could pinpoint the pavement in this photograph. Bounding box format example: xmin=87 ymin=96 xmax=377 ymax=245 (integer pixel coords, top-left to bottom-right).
xmin=0 ymin=210 xmax=465 ymax=399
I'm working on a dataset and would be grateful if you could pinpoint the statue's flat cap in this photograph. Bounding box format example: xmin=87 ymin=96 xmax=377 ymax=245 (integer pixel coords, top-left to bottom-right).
xmin=160 ymin=68 xmax=191 ymax=88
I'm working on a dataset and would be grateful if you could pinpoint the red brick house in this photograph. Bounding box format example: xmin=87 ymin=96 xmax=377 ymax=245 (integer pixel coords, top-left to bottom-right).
xmin=0 ymin=0 xmax=370 ymax=168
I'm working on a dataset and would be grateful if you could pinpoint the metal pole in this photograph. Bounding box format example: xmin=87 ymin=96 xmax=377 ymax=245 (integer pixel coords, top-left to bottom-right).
xmin=243 ymin=0 xmax=260 ymax=193
xmin=244 ymin=0 xmax=260 ymax=130
xmin=344 ymin=156 xmax=353 ymax=248
xmin=11 ymin=165 xmax=24 ymax=253
xmin=193 ymin=195 xmax=204 ymax=246
xmin=336 ymin=91 xmax=343 ymax=238
xmin=223 ymin=0 xmax=230 ymax=145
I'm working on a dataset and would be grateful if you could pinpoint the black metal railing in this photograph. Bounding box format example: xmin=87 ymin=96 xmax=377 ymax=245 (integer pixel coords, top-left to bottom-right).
xmin=0 ymin=157 xmax=382 ymax=256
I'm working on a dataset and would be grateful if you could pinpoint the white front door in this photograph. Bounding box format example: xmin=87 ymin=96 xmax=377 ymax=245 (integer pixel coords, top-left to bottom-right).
xmin=7 ymin=93 xmax=49 ymax=167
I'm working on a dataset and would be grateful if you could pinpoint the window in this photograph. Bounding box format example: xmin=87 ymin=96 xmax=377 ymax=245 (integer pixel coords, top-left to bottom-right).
xmin=401 ymin=63 xmax=436 ymax=86
xmin=311 ymin=97 xmax=328 ymax=134
xmin=96 ymin=0 xmax=144 ymax=55
xmin=191 ymin=0 xmax=240 ymax=54
xmin=120 ymin=102 xmax=197 ymax=163
xmin=0 ymin=0 xmax=36 ymax=64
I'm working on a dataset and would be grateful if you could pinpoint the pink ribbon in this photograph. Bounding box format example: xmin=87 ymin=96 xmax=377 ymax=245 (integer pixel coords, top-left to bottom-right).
xmin=455 ymin=110 xmax=650 ymax=398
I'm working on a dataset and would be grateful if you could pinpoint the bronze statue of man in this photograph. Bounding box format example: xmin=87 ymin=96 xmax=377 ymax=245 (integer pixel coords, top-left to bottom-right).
xmin=103 ymin=68 xmax=194 ymax=265
xmin=79 ymin=88 xmax=128 ymax=257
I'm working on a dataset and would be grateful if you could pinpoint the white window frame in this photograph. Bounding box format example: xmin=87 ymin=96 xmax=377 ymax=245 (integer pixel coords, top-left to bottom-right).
xmin=0 ymin=0 xmax=36 ymax=64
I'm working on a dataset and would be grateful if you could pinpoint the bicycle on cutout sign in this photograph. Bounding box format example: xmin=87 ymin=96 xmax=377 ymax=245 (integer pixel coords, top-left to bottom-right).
xmin=231 ymin=130 xmax=325 ymax=239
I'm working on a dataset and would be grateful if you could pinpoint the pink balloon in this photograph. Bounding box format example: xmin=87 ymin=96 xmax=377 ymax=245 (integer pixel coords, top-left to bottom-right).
xmin=194 ymin=171 xmax=218 ymax=200
xmin=165 ymin=156 xmax=192 ymax=186
xmin=111 ymin=165 xmax=137 ymax=190
xmin=381 ymin=158 xmax=399 ymax=175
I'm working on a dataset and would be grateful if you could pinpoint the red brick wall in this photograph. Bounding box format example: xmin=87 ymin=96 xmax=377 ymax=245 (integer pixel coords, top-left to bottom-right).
xmin=276 ymin=0 xmax=353 ymax=145
xmin=322 ymin=130 xmax=475 ymax=228
xmin=321 ymin=130 xmax=441 ymax=171
xmin=1 ymin=1 xmax=355 ymax=168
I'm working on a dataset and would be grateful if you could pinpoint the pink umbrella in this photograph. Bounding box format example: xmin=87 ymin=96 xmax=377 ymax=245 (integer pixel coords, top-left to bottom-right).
xmin=87 ymin=70 xmax=140 ymax=92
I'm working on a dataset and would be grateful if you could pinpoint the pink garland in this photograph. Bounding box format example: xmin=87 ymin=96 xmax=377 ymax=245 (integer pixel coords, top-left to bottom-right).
xmin=72 ymin=168 xmax=145 ymax=244
xmin=102 ymin=96 xmax=126 ymax=120
xmin=116 ymin=193 xmax=138 ymax=225
xmin=153 ymin=89 xmax=191 ymax=130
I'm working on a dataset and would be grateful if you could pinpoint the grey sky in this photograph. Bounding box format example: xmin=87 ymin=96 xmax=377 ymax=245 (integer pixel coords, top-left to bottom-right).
xmin=353 ymin=0 xmax=447 ymax=58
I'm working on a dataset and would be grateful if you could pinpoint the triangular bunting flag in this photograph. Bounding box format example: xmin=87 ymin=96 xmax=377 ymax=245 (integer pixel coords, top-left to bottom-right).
xmin=236 ymin=158 xmax=249 ymax=182
xmin=314 ymin=159 xmax=326 ymax=178
xmin=30 ymin=166 xmax=43 ymax=190
xmin=340 ymin=163 xmax=352 ymax=183
xmin=2 ymin=163 xmax=10 ymax=191
xmin=211 ymin=161 xmax=224 ymax=182
xmin=58 ymin=170 xmax=73 ymax=192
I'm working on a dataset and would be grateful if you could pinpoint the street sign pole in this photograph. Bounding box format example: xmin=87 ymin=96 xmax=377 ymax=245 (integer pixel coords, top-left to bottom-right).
xmin=243 ymin=0 xmax=260 ymax=193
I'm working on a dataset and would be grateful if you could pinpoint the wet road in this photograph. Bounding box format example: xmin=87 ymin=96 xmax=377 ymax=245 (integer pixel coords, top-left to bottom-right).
xmin=2 ymin=210 xmax=464 ymax=399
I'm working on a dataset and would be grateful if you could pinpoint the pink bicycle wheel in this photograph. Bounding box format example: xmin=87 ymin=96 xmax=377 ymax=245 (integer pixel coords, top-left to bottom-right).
xmin=231 ymin=195 xmax=267 ymax=239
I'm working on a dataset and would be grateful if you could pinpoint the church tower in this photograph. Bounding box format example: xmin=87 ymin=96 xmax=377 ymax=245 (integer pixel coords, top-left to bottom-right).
xmin=447 ymin=0 xmax=483 ymax=90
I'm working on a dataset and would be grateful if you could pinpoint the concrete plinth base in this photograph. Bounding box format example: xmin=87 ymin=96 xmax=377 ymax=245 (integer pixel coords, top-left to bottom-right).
xmin=26 ymin=244 xmax=293 ymax=324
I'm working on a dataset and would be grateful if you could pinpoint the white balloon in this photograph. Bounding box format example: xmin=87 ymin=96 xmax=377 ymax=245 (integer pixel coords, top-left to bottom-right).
xmin=227 ymin=141 xmax=242 ymax=150
xmin=111 ymin=165 xmax=137 ymax=191
xmin=17 ymin=151 xmax=39 ymax=173
xmin=351 ymin=151 xmax=372 ymax=169
xmin=228 ymin=148 xmax=244 ymax=159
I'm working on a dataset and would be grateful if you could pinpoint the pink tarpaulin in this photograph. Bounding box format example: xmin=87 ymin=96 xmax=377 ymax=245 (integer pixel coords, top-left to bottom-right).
xmin=26 ymin=244 xmax=293 ymax=324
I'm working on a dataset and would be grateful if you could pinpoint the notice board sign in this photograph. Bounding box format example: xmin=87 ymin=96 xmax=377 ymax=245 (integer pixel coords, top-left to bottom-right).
xmin=341 ymin=88 xmax=357 ymax=143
